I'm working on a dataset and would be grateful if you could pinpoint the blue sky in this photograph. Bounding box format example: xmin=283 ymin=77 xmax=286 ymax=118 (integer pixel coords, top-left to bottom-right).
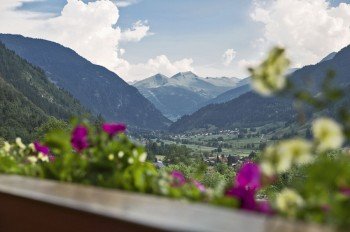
xmin=2 ymin=0 xmax=350 ymax=81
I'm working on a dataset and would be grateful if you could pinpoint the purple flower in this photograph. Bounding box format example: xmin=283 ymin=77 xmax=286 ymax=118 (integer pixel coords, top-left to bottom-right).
xmin=256 ymin=200 xmax=273 ymax=215
xmin=34 ymin=142 xmax=50 ymax=155
xmin=71 ymin=125 xmax=89 ymax=152
xmin=340 ymin=187 xmax=350 ymax=196
xmin=226 ymin=187 xmax=272 ymax=214
xmin=226 ymin=162 xmax=270 ymax=214
xmin=171 ymin=171 xmax=186 ymax=187
xmin=102 ymin=123 xmax=126 ymax=137
xmin=236 ymin=162 xmax=261 ymax=191
xmin=226 ymin=186 xmax=257 ymax=211
xmin=193 ymin=180 xmax=206 ymax=192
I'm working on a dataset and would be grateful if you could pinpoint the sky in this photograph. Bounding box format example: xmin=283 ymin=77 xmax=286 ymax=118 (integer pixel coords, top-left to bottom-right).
xmin=1 ymin=0 xmax=350 ymax=81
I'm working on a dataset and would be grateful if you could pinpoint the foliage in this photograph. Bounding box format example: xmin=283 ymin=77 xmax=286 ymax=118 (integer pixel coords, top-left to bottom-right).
xmin=249 ymin=47 xmax=350 ymax=229
xmin=0 ymin=120 xmax=239 ymax=207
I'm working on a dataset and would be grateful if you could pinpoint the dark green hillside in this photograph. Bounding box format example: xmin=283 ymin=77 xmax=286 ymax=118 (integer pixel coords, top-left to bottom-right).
xmin=0 ymin=76 xmax=47 ymax=141
xmin=170 ymin=92 xmax=294 ymax=133
xmin=0 ymin=42 xmax=87 ymax=120
xmin=0 ymin=42 xmax=89 ymax=141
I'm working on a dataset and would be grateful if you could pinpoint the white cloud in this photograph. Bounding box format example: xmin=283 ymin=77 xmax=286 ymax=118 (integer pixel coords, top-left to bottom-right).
xmin=0 ymin=0 xmax=192 ymax=81
xmin=113 ymin=0 xmax=140 ymax=7
xmin=120 ymin=20 xmax=152 ymax=42
xmin=238 ymin=59 xmax=259 ymax=70
xmin=222 ymin=49 xmax=236 ymax=66
xmin=251 ymin=0 xmax=350 ymax=67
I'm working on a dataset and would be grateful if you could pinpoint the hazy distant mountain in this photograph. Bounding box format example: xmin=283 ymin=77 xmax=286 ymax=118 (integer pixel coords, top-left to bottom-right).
xmin=170 ymin=45 xmax=350 ymax=133
xmin=133 ymin=72 xmax=241 ymax=120
xmin=0 ymin=42 xmax=89 ymax=141
xmin=202 ymin=76 xmax=240 ymax=87
xmin=0 ymin=34 xmax=171 ymax=130
xmin=207 ymin=84 xmax=251 ymax=105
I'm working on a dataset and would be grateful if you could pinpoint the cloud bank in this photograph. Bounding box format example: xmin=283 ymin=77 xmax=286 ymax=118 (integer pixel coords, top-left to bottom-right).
xmin=251 ymin=0 xmax=350 ymax=67
xmin=0 ymin=0 xmax=193 ymax=81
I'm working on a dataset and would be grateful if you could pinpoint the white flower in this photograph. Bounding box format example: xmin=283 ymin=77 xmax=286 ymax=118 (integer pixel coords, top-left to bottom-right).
xmin=250 ymin=47 xmax=290 ymax=96
xmin=118 ymin=151 xmax=124 ymax=158
xmin=251 ymin=70 xmax=286 ymax=96
xmin=27 ymin=156 xmax=38 ymax=164
xmin=261 ymin=145 xmax=293 ymax=176
xmin=3 ymin=142 xmax=11 ymax=153
xmin=108 ymin=154 xmax=114 ymax=161
xmin=15 ymin=138 xmax=26 ymax=150
xmin=38 ymin=153 xmax=49 ymax=162
xmin=312 ymin=118 xmax=344 ymax=151
xmin=128 ymin=157 xmax=134 ymax=164
xmin=278 ymin=139 xmax=313 ymax=165
xmin=276 ymin=188 xmax=304 ymax=216
xmin=139 ymin=152 xmax=147 ymax=162
xmin=132 ymin=149 xmax=138 ymax=157
xmin=28 ymin=143 xmax=35 ymax=152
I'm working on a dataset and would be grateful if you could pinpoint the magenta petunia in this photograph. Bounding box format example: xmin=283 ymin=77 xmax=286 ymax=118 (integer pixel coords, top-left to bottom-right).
xmin=71 ymin=125 xmax=89 ymax=152
xmin=171 ymin=171 xmax=186 ymax=187
xmin=256 ymin=200 xmax=273 ymax=215
xmin=236 ymin=162 xmax=261 ymax=191
xmin=193 ymin=180 xmax=206 ymax=192
xmin=226 ymin=162 xmax=269 ymax=214
xmin=226 ymin=186 xmax=257 ymax=211
xmin=34 ymin=142 xmax=50 ymax=155
xmin=102 ymin=123 xmax=126 ymax=137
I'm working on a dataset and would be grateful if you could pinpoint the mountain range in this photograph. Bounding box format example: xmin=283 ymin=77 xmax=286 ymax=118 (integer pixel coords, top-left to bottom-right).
xmin=0 ymin=34 xmax=171 ymax=130
xmin=133 ymin=72 xmax=248 ymax=120
xmin=170 ymin=47 xmax=346 ymax=133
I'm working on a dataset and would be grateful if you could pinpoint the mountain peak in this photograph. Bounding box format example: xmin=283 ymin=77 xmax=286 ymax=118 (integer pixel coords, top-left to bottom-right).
xmin=172 ymin=71 xmax=197 ymax=78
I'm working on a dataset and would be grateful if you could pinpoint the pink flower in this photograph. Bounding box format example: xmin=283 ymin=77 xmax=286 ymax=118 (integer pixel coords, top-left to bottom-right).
xmin=340 ymin=187 xmax=350 ymax=196
xmin=71 ymin=125 xmax=89 ymax=152
xmin=226 ymin=186 xmax=257 ymax=211
xmin=34 ymin=142 xmax=50 ymax=155
xmin=236 ymin=162 xmax=261 ymax=191
xmin=171 ymin=171 xmax=186 ymax=187
xmin=102 ymin=123 xmax=126 ymax=137
xmin=256 ymin=200 xmax=273 ymax=215
xmin=193 ymin=180 xmax=206 ymax=192
xmin=226 ymin=162 xmax=269 ymax=214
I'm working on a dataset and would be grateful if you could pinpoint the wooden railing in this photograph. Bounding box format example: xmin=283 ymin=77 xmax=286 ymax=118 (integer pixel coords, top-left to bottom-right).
xmin=0 ymin=175 xmax=333 ymax=232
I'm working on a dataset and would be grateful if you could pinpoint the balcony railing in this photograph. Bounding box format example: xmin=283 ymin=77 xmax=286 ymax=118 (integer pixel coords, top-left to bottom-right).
xmin=0 ymin=175 xmax=333 ymax=232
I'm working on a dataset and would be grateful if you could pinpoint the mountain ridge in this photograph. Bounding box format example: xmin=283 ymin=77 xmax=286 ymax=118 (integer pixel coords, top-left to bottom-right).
xmin=133 ymin=71 xmax=243 ymax=120
xmin=0 ymin=34 xmax=171 ymax=130
xmin=170 ymin=45 xmax=350 ymax=133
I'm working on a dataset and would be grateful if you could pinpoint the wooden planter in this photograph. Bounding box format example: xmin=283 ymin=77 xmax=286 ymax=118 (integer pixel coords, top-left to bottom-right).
xmin=0 ymin=175 xmax=333 ymax=232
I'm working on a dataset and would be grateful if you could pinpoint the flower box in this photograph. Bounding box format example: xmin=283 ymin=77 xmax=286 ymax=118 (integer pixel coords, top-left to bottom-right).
xmin=0 ymin=175 xmax=333 ymax=232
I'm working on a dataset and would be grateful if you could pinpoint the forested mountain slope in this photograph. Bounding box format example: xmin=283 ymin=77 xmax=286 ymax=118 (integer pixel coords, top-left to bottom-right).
xmin=0 ymin=42 xmax=88 ymax=140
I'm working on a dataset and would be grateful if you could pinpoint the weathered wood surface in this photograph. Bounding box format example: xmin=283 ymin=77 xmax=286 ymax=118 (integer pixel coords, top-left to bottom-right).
xmin=0 ymin=175 xmax=334 ymax=232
